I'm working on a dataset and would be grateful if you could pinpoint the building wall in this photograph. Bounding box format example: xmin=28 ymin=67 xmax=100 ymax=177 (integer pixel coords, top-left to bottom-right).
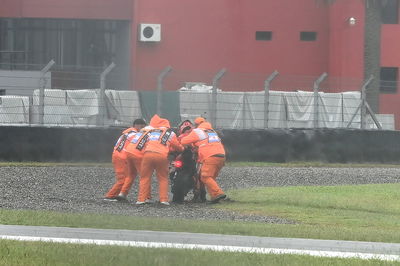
xmin=328 ymin=0 xmax=365 ymax=91
xmin=132 ymin=0 xmax=330 ymax=90
xmin=380 ymin=24 xmax=400 ymax=129
xmin=1 ymin=0 xmax=400 ymax=128
xmin=0 ymin=0 xmax=132 ymax=20
xmin=0 ymin=0 xmax=366 ymax=90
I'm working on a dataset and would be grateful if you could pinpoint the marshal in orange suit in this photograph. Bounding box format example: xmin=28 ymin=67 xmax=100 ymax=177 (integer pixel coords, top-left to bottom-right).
xmin=136 ymin=115 xmax=183 ymax=206
xmin=180 ymin=118 xmax=226 ymax=203
xmin=104 ymin=119 xmax=146 ymax=201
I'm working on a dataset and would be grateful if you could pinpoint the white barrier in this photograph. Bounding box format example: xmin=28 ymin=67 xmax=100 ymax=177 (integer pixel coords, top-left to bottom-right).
xmin=0 ymin=88 xmax=395 ymax=130
xmin=0 ymin=96 xmax=30 ymax=124
xmin=179 ymin=90 xmax=394 ymax=130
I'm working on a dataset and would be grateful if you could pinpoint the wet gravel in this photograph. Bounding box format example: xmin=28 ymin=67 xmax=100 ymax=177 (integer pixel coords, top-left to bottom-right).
xmin=1 ymin=166 xmax=400 ymax=224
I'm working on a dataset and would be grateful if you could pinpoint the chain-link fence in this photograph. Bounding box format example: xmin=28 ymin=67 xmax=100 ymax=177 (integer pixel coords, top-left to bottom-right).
xmin=0 ymin=63 xmax=395 ymax=130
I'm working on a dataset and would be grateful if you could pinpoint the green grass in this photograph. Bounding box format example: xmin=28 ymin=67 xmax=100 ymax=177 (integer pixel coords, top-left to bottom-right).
xmin=1 ymin=183 xmax=400 ymax=243
xmin=220 ymin=183 xmax=400 ymax=225
xmin=0 ymin=240 xmax=396 ymax=266
xmin=216 ymin=183 xmax=400 ymax=242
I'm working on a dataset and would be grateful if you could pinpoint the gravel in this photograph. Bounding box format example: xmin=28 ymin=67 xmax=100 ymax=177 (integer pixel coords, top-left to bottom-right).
xmin=1 ymin=165 xmax=400 ymax=224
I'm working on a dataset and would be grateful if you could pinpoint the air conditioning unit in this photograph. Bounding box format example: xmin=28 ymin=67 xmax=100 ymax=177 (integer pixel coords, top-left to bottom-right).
xmin=139 ymin=24 xmax=161 ymax=42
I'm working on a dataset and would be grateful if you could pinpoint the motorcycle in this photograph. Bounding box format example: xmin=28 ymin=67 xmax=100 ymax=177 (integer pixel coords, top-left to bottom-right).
xmin=169 ymin=120 xmax=206 ymax=203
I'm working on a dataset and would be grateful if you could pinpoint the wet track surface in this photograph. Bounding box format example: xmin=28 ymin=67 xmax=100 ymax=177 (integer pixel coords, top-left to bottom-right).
xmin=2 ymin=224 xmax=400 ymax=260
xmin=1 ymin=166 xmax=400 ymax=223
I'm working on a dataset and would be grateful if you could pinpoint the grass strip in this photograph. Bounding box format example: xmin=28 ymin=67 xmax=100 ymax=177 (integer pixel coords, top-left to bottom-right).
xmin=0 ymin=240 xmax=396 ymax=266
xmin=215 ymin=183 xmax=400 ymax=243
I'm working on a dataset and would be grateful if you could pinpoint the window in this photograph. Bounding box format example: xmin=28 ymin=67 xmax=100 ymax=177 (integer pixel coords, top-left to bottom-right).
xmin=0 ymin=89 xmax=5 ymax=95
xmin=380 ymin=67 xmax=398 ymax=93
xmin=0 ymin=18 xmax=127 ymax=70
xmin=256 ymin=31 xmax=272 ymax=41
xmin=0 ymin=18 xmax=130 ymax=89
xmin=300 ymin=31 xmax=317 ymax=41
xmin=382 ymin=0 xmax=399 ymax=24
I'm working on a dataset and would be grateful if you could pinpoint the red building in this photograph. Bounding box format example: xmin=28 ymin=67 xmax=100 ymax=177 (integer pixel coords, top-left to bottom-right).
xmin=0 ymin=0 xmax=399 ymax=128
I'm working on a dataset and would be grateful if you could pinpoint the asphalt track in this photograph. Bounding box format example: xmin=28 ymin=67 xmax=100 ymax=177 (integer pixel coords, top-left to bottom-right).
xmin=1 ymin=225 xmax=399 ymax=261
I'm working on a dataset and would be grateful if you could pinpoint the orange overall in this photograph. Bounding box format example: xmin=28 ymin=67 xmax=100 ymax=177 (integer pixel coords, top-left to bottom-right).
xmin=124 ymin=127 xmax=153 ymax=200
xmin=105 ymin=127 xmax=137 ymax=198
xmin=137 ymin=115 xmax=183 ymax=203
xmin=180 ymin=122 xmax=226 ymax=199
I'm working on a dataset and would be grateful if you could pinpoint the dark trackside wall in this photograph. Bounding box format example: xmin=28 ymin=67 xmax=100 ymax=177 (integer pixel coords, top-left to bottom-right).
xmin=0 ymin=126 xmax=121 ymax=162
xmin=222 ymin=128 xmax=400 ymax=163
xmin=1 ymin=126 xmax=400 ymax=163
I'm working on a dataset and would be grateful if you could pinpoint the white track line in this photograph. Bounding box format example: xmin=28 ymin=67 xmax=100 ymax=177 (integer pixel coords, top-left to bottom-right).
xmin=1 ymin=235 xmax=399 ymax=262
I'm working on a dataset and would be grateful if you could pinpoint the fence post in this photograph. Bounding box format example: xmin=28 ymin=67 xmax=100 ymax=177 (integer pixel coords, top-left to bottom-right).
xmin=38 ymin=59 xmax=55 ymax=125
xmin=264 ymin=70 xmax=279 ymax=129
xmin=360 ymin=75 xmax=374 ymax=129
xmin=157 ymin=66 xmax=172 ymax=116
xmin=313 ymin=72 xmax=328 ymax=129
xmin=242 ymin=93 xmax=247 ymax=129
xmin=98 ymin=62 xmax=116 ymax=126
xmin=211 ymin=68 xmax=226 ymax=128
xmin=283 ymin=95 xmax=289 ymax=128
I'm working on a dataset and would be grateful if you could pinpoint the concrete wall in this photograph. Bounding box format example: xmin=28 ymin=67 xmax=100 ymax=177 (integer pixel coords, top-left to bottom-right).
xmin=0 ymin=126 xmax=120 ymax=162
xmin=222 ymin=128 xmax=400 ymax=163
xmin=1 ymin=126 xmax=400 ymax=163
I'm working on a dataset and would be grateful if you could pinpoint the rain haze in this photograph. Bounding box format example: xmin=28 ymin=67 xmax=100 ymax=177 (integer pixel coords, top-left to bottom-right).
xmin=1 ymin=1 xmax=400 ymax=265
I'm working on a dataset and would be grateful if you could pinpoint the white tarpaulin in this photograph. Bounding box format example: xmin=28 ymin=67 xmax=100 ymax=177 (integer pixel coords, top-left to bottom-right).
xmin=179 ymin=90 xmax=212 ymax=122
xmin=66 ymin=90 xmax=99 ymax=125
xmin=284 ymin=91 xmax=314 ymax=128
xmin=31 ymin=89 xmax=68 ymax=125
xmin=32 ymin=89 xmax=99 ymax=126
xmin=2 ymin=87 xmax=393 ymax=129
xmin=178 ymin=89 xmax=391 ymax=129
xmin=342 ymin=91 xmax=362 ymax=128
xmin=32 ymin=89 xmax=66 ymax=106
xmin=105 ymin=90 xmax=142 ymax=125
xmin=371 ymin=114 xmax=395 ymax=130
xmin=0 ymin=96 xmax=29 ymax=124
xmin=180 ymin=90 xmax=287 ymax=129
xmin=31 ymin=89 xmax=142 ymax=126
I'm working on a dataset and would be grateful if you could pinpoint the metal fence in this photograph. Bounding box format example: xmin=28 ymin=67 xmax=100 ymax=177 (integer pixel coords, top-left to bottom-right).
xmin=0 ymin=61 xmax=394 ymax=130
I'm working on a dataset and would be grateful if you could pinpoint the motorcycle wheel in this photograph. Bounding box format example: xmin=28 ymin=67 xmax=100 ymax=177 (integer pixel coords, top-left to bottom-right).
xmin=171 ymin=173 xmax=185 ymax=203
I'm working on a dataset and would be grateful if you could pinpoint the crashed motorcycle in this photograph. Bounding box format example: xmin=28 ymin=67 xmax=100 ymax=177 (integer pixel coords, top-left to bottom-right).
xmin=169 ymin=120 xmax=206 ymax=203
